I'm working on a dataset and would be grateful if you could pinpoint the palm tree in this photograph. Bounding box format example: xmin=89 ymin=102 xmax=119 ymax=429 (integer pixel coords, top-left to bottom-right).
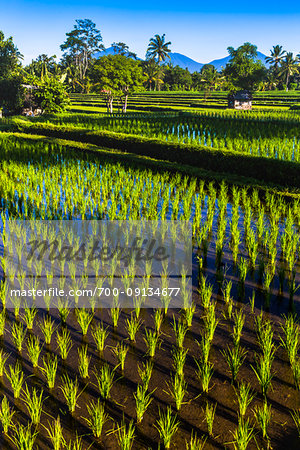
xmin=200 ymin=65 xmax=225 ymax=99
xmin=279 ymin=53 xmax=299 ymax=91
xmin=201 ymin=66 xmax=219 ymax=88
xmin=263 ymin=69 xmax=279 ymax=91
xmin=265 ymin=45 xmax=286 ymax=70
xmin=35 ymin=54 xmax=57 ymax=79
xmin=146 ymin=34 xmax=171 ymax=64
xmin=143 ymin=59 xmax=163 ymax=91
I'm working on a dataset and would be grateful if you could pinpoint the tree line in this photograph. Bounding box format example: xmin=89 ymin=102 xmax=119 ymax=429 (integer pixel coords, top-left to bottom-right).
xmin=0 ymin=19 xmax=300 ymax=114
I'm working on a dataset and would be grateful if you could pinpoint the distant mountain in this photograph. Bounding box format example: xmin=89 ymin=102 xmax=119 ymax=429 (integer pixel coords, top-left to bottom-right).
xmin=207 ymin=56 xmax=230 ymax=72
xmin=94 ymin=48 xmax=269 ymax=73
xmin=163 ymin=53 xmax=204 ymax=72
xmin=93 ymin=47 xmax=142 ymax=60
xmin=94 ymin=49 xmax=204 ymax=71
xmin=208 ymin=51 xmax=270 ymax=71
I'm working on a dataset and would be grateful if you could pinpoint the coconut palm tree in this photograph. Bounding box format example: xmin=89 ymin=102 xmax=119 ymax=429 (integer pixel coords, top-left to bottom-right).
xmin=200 ymin=65 xmax=225 ymax=99
xmin=265 ymin=45 xmax=286 ymax=71
xmin=279 ymin=53 xmax=299 ymax=91
xmin=146 ymin=34 xmax=171 ymax=64
xmin=143 ymin=59 xmax=163 ymax=91
xmin=200 ymin=65 xmax=222 ymax=90
xmin=263 ymin=69 xmax=279 ymax=91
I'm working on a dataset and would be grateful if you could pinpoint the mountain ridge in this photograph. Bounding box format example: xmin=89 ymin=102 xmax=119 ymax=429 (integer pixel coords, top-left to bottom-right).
xmin=95 ymin=47 xmax=269 ymax=73
xmin=208 ymin=51 xmax=270 ymax=71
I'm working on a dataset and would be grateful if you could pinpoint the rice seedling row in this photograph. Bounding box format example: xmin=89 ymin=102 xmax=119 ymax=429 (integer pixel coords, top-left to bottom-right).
xmin=0 ymin=132 xmax=299 ymax=448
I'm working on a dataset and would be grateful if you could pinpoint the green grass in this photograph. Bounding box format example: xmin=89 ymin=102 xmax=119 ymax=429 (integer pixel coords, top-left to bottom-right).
xmin=59 ymin=375 xmax=81 ymax=413
xmin=67 ymin=91 xmax=300 ymax=114
xmin=83 ymin=399 xmax=109 ymax=439
xmin=2 ymin=132 xmax=300 ymax=196
xmin=9 ymin=118 xmax=300 ymax=191
xmin=44 ymin=416 xmax=66 ymax=450
xmin=155 ymin=406 xmax=180 ymax=450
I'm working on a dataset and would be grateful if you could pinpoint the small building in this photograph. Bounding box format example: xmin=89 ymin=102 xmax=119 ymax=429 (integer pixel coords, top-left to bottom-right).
xmin=228 ymin=90 xmax=252 ymax=110
xmin=21 ymin=84 xmax=42 ymax=116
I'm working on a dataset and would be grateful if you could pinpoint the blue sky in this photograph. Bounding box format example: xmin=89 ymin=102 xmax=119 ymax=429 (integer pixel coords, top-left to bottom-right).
xmin=1 ymin=1 xmax=299 ymax=65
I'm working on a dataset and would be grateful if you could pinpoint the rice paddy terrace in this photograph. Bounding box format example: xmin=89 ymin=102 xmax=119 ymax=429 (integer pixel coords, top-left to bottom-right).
xmin=14 ymin=109 xmax=300 ymax=161
xmin=0 ymin=96 xmax=300 ymax=449
xmin=69 ymin=91 xmax=300 ymax=113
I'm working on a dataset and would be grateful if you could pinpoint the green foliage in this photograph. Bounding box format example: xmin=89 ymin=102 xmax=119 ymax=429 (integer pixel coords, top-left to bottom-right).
xmin=21 ymin=384 xmax=44 ymax=424
xmin=7 ymin=423 xmax=38 ymax=450
xmin=60 ymin=19 xmax=104 ymax=81
xmin=254 ymin=401 xmax=272 ymax=439
xmin=200 ymin=64 xmax=224 ymax=92
xmin=224 ymin=42 xmax=267 ymax=91
xmin=59 ymin=375 xmax=81 ymax=413
xmin=0 ymin=30 xmax=22 ymax=78
xmin=83 ymin=399 xmax=108 ymax=438
xmin=0 ymin=75 xmax=25 ymax=112
xmin=265 ymin=45 xmax=286 ymax=71
xmin=155 ymin=406 xmax=179 ymax=449
xmin=45 ymin=416 xmax=66 ymax=450
xmin=111 ymin=42 xmax=137 ymax=58
xmin=89 ymin=54 xmax=145 ymax=111
xmin=0 ymin=396 xmax=15 ymax=434
xmin=25 ymin=54 xmax=58 ymax=79
xmin=143 ymin=59 xmax=164 ymax=91
xmin=146 ymin=34 xmax=171 ymax=64
xmin=0 ymin=349 xmax=9 ymax=377
xmin=231 ymin=417 xmax=254 ymax=450
xmin=134 ymin=384 xmax=154 ymax=423
xmin=0 ymin=31 xmax=24 ymax=113
xmin=279 ymin=53 xmax=299 ymax=91
xmin=204 ymin=401 xmax=217 ymax=437
xmin=163 ymin=65 xmax=192 ymax=91
xmin=34 ymin=77 xmax=70 ymax=113
xmin=6 ymin=361 xmax=24 ymax=399
xmin=116 ymin=419 xmax=135 ymax=450
xmin=15 ymin=112 xmax=300 ymax=190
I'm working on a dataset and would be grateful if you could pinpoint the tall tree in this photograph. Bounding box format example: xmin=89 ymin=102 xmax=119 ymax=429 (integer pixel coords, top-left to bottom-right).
xmin=142 ymin=59 xmax=163 ymax=91
xmin=263 ymin=69 xmax=279 ymax=91
xmin=200 ymin=64 xmax=224 ymax=92
xmin=223 ymin=42 xmax=267 ymax=91
xmin=279 ymin=53 xmax=299 ymax=91
xmin=265 ymin=45 xmax=286 ymax=70
xmin=111 ymin=42 xmax=137 ymax=59
xmin=60 ymin=19 xmax=104 ymax=82
xmin=0 ymin=30 xmax=23 ymax=78
xmin=89 ymin=54 xmax=145 ymax=112
xmin=26 ymin=54 xmax=58 ymax=78
xmin=33 ymin=76 xmax=70 ymax=113
xmin=146 ymin=34 xmax=171 ymax=91
xmin=0 ymin=30 xmax=24 ymax=113
xmin=146 ymin=34 xmax=171 ymax=64
xmin=0 ymin=76 xmax=24 ymax=112
xmin=163 ymin=65 xmax=192 ymax=90
xmin=23 ymin=59 xmax=70 ymax=113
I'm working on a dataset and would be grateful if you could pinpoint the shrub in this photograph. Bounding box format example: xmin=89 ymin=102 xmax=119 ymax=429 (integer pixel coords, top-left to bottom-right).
xmin=34 ymin=78 xmax=70 ymax=113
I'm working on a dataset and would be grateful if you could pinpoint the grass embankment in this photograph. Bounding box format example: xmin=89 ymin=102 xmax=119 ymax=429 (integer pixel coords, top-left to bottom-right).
xmin=69 ymin=91 xmax=300 ymax=114
xmin=4 ymin=121 xmax=300 ymax=195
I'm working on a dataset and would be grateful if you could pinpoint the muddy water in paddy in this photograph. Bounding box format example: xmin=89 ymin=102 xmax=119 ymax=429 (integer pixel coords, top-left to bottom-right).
xmin=0 ymin=145 xmax=300 ymax=447
xmin=1 ymin=226 xmax=300 ymax=448
xmin=0 ymin=297 xmax=300 ymax=449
